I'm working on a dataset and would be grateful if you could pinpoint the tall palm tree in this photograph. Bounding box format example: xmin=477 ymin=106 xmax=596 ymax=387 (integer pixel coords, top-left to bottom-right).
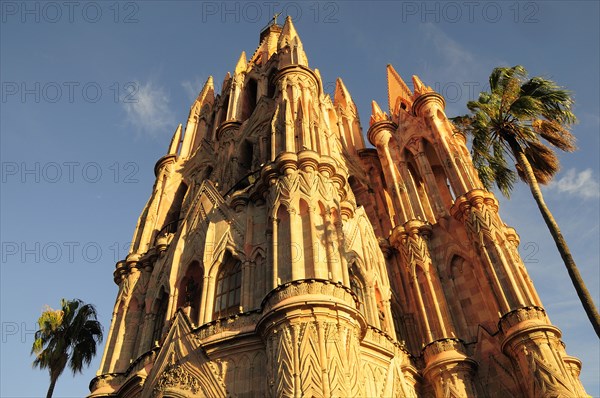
xmin=453 ymin=65 xmax=600 ymax=338
xmin=31 ymin=299 xmax=103 ymax=398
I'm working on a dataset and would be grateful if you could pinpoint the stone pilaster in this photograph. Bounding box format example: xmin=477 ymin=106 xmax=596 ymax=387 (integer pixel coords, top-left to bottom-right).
xmin=451 ymin=189 xmax=529 ymax=313
xmin=390 ymin=220 xmax=455 ymax=342
xmin=422 ymin=338 xmax=478 ymax=398
xmin=257 ymin=280 xmax=366 ymax=398
xmin=500 ymin=306 xmax=587 ymax=398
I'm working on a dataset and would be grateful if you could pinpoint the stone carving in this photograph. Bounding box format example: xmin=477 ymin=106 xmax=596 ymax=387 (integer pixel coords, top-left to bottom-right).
xmin=152 ymin=364 xmax=201 ymax=396
xmin=194 ymin=311 xmax=260 ymax=341
xmin=500 ymin=306 xmax=548 ymax=332
xmin=92 ymin=18 xmax=588 ymax=398
xmin=423 ymin=338 xmax=465 ymax=363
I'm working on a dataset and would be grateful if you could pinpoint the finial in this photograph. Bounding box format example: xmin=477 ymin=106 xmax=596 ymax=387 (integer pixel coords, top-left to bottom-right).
xmin=386 ymin=64 xmax=413 ymax=113
xmin=272 ymin=12 xmax=281 ymax=25
xmin=168 ymin=124 xmax=182 ymax=155
xmin=412 ymin=75 xmax=433 ymax=96
xmin=370 ymin=100 xmax=388 ymax=126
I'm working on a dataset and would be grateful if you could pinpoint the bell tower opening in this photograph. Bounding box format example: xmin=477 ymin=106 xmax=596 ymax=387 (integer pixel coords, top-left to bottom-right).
xmin=241 ymin=78 xmax=258 ymax=120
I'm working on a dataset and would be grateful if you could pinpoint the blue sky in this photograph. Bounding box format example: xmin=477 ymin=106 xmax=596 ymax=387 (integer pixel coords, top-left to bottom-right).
xmin=1 ymin=1 xmax=598 ymax=396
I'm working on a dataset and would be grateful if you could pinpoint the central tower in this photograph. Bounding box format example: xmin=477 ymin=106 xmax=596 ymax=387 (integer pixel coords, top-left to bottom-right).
xmin=90 ymin=18 xmax=588 ymax=398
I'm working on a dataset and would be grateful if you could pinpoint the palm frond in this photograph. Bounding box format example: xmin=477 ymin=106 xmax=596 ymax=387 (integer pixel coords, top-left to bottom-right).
xmin=522 ymin=141 xmax=560 ymax=184
xmin=533 ymin=119 xmax=577 ymax=152
xmin=31 ymin=299 xmax=103 ymax=381
xmin=454 ymin=65 xmax=577 ymax=195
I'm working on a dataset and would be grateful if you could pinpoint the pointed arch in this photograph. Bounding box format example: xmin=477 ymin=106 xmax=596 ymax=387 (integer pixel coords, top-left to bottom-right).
xmin=390 ymin=299 xmax=407 ymax=344
xmin=349 ymin=264 xmax=367 ymax=318
xmin=152 ymin=286 xmax=170 ymax=346
xmin=295 ymin=98 xmax=305 ymax=150
xmin=267 ymin=68 xmax=278 ymax=99
xmin=234 ymin=354 xmax=251 ymax=397
xmin=484 ymin=235 xmax=519 ymax=310
xmin=241 ymin=78 xmax=258 ymax=120
xmin=444 ymin=255 xmax=489 ymax=339
xmin=349 ymin=255 xmax=378 ymax=329
xmin=404 ymin=148 xmax=434 ymax=222
xmin=299 ymin=198 xmax=314 ymax=279
xmin=176 ymin=261 xmax=203 ymax=325
xmin=213 ymin=251 xmax=242 ymax=319
xmin=423 ymin=139 xmax=455 ymax=208
xmin=276 ymin=204 xmax=291 ymax=283
xmin=373 ymin=282 xmax=390 ymax=332
xmin=218 ymin=94 xmax=230 ymax=126
xmin=251 ymin=351 xmax=267 ymax=396
xmin=116 ymin=296 xmax=142 ymax=370
xmin=252 ymin=249 xmax=267 ymax=309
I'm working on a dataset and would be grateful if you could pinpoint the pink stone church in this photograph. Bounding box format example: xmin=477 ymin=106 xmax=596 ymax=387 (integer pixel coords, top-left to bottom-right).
xmin=89 ymin=17 xmax=589 ymax=398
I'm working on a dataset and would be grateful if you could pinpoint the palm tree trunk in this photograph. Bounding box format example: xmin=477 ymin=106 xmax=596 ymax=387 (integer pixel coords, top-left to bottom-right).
xmin=512 ymin=144 xmax=600 ymax=338
xmin=46 ymin=375 xmax=58 ymax=398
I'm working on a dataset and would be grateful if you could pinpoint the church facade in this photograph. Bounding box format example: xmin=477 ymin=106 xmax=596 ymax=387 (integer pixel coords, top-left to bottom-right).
xmin=89 ymin=18 xmax=589 ymax=398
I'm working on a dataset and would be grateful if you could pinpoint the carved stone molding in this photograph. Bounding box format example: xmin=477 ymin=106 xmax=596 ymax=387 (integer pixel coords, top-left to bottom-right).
xmin=411 ymin=92 xmax=445 ymax=118
xmin=152 ymin=364 xmax=201 ymax=396
xmin=260 ymin=279 xmax=358 ymax=316
xmin=499 ymin=306 xmax=549 ymax=334
xmin=363 ymin=325 xmax=411 ymax=357
xmin=154 ymin=154 xmax=176 ymax=177
xmin=259 ymin=152 xmax=348 ymax=210
xmin=390 ymin=219 xmax=433 ymax=273
xmin=421 ymin=338 xmax=479 ymax=398
xmin=194 ymin=311 xmax=261 ymax=342
xmin=90 ymin=349 xmax=158 ymax=393
xmin=367 ymin=119 xmax=397 ymax=147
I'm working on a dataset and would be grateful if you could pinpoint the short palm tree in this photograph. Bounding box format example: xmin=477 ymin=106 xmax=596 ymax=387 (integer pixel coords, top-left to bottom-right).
xmin=453 ymin=65 xmax=600 ymax=338
xmin=31 ymin=299 xmax=103 ymax=398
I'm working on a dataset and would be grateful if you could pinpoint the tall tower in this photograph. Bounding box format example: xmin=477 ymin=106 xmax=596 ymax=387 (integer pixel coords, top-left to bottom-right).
xmin=90 ymin=19 xmax=589 ymax=398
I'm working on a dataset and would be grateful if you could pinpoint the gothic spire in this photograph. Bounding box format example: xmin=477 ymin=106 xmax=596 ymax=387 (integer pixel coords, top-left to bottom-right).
xmin=168 ymin=123 xmax=182 ymax=155
xmin=386 ymin=64 xmax=413 ymax=112
xmin=192 ymin=76 xmax=215 ymax=112
xmin=333 ymin=78 xmax=357 ymax=113
xmin=277 ymin=16 xmax=308 ymax=66
xmin=411 ymin=75 xmax=434 ymax=96
xmin=370 ymin=100 xmax=387 ymax=126
xmin=180 ymin=76 xmax=215 ymax=158
xmin=234 ymin=51 xmax=248 ymax=75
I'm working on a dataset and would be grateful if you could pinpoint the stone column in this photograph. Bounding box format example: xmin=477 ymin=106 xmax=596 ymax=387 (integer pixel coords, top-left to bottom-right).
xmin=500 ymin=306 xmax=587 ymax=398
xmin=451 ymin=189 xmax=530 ymax=313
xmin=289 ymin=206 xmax=304 ymax=281
xmin=422 ymin=339 xmax=478 ymax=398
xmin=390 ymin=220 xmax=478 ymax=398
xmin=258 ymin=280 xmax=365 ymax=398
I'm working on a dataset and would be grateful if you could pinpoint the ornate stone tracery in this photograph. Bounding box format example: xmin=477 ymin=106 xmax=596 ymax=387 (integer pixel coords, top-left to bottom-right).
xmin=152 ymin=364 xmax=201 ymax=396
xmin=90 ymin=17 xmax=589 ymax=398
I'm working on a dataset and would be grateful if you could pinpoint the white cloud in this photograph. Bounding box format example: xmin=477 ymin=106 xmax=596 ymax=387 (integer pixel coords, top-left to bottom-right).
xmin=545 ymin=168 xmax=600 ymax=199
xmin=181 ymin=76 xmax=220 ymax=103
xmin=416 ymin=24 xmax=497 ymax=115
xmin=122 ymin=81 xmax=175 ymax=136
xmin=420 ymin=23 xmax=476 ymax=78
xmin=181 ymin=77 xmax=204 ymax=102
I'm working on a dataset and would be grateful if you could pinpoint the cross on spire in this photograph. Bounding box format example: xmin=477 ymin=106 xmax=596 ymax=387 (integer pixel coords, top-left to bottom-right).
xmin=272 ymin=12 xmax=281 ymax=26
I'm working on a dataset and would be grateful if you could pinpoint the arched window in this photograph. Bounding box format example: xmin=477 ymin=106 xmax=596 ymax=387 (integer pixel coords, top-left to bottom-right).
xmin=213 ymin=253 xmax=242 ymax=318
xmin=241 ymin=79 xmax=258 ymax=120
xmin=423 ymin=140 xmax=455 ymax=208
xmin=267 ymin=69 xmax=277 ymax=98
xmin=218 ymin=95 xmax=230 ymax=126
xmin=349 ymin=267 xmax=366 ymax=317
xmin=176 ymin=261 xmax=203 ymax=325
xmin=374 ymin=284 xmax=389 ymax=332
xmin=391 ymin=303 xmax=405 ymax=344
xmin=152 ymin=287 xmax=168 ymax=345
